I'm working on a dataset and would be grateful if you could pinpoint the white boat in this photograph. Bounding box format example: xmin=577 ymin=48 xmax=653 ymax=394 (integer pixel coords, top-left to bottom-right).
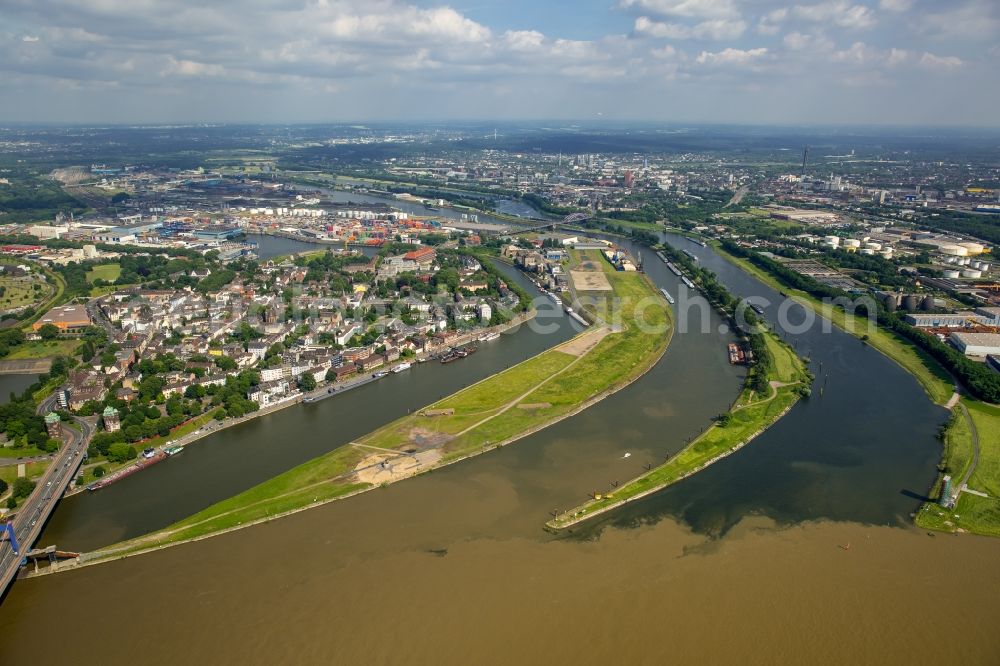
xmin=479 ymin=331 xmax=500 ymax=342
xmin=391 ymin=362 xmax=412 ymax=373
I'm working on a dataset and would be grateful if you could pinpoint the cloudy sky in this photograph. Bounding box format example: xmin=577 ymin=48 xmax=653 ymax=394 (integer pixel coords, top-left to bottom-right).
xmin=2 ymin=0 xmax=997 ymax=125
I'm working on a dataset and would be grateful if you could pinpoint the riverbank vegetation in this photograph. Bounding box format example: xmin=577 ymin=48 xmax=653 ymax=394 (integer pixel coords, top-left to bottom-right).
xmin=87 ymin=248 xmax=673 ymax=559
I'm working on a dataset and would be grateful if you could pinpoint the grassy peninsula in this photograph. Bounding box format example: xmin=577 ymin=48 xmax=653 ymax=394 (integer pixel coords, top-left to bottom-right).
xmin=547 ymin=327 xmax=808 ymax=530
xmin=84 ymin=247 xmax=673 ymax=561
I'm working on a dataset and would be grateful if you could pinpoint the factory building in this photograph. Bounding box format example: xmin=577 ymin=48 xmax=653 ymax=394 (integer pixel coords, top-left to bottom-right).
xmin=95 ymin=221 xmax=163 ymax=244
xmin=193 ymin=226 xmax=242 ymax=241
xmin=32 ymin=304 xmax=93 ymax=332
xmin=950 ymin=332 xmax=1000 ymax=358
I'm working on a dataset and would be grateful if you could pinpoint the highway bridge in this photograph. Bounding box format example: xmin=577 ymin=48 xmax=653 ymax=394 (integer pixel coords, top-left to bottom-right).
xmin=0 ymin=394 xmax=93 ymax=598
xmin=507 ymin=212 xmax=591 ymax=235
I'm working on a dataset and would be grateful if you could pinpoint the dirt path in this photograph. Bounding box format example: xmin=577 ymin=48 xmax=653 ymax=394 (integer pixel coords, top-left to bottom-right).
xmin=450 ymin=327 xmax=610 ymax=439
xmin=732 ymin=380 xmax=799 ymax=413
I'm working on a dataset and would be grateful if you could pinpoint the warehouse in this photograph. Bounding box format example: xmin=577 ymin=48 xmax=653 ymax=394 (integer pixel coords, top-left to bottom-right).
xmin=32 ymin=304 xmax=92 ymax=332
xmin=949 ymin=332 xmax=1000 ymax=358
xmin=193 ymin=226 xmax=242 ymax=241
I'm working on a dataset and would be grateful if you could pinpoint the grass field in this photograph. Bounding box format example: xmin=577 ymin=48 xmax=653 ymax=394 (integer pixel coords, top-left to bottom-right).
xmin=0 ymin=446 xmax=46 ymax=458
xmin=0 ymin=276 xmax=46 ymax=311
xmin=92 ymin=249 xmax=673 ymax=558
xmin=714 ymin=244 xmax=954 ymax=405
xmin=6 ymin=339 xmax=80 ymax=359
xmin=0 ymin=461 xmax=50 ymax=486
xmin=85 ymin=263 xmax=121 ymax=283
xmin=547 ymin=329 xmax=808 ymax=529
xmin=917 ymin=399 xmax=1000 ymax=537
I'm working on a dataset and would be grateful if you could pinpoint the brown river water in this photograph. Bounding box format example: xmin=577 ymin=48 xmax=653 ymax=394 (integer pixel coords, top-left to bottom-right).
xmin=0 ymin=236 xmax=997 ymax=664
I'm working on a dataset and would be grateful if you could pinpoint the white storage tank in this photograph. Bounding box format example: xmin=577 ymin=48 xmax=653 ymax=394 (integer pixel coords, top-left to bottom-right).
xmin=843 ymin=239 xmax=862 ymax=248
xmin=880 ymin=250 xmax=894 ymax=259
xmin=962 ymin=269 xmax=983 ymax=278
xmin=940 ymin=244 xmax=968 ymax=256
xmin=960 ymin=242 xmax=985 ymax=255
xmin=943 ymin=269 xmax=961 ymax=278
xmin=859 ymin=248 xmax=875 ymax=255
xmin=864 ymin=242 xmax=882 ymax=251
xmin=824 ymin=236 xmax=841 ymax=247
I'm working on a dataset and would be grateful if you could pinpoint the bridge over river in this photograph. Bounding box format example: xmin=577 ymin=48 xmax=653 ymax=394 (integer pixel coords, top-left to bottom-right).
xmin=0 ymin=394 xmax=93 ymax=598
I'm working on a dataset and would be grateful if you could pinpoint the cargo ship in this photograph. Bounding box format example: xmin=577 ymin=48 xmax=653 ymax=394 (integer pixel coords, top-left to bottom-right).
xmin=660 ymin=288 xmax=675 ymax=304
xmin=682 ymin=249 xmax=699 ymax=262
xmin=689 ymin=237 xmax=707 ymax=247
xmin=87 ymin=451 xmax=167 ymax=491
xmin=681 ymin=276 xmax=696 ymax=289
xmin=665 ymin=261 xmax=682 ymax=276
xmin=392 ymin=362 xmax=412 ymax=373
xmin=749 ymin=303 xmax=765 ymax=315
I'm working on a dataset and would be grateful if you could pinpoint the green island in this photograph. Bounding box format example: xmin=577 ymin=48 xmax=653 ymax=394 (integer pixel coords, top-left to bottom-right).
xmin=712 ymin=242 xmax=1000 ymax=538
xmin=546 ymin=270 xmax=809 ymax=529
xmin=82 ymin=247 xmax=673 ymax=561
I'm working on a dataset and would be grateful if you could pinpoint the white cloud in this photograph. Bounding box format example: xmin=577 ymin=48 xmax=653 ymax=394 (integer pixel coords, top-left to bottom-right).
xmin=503 ymin=30 xmax=545 ymax=52
xmin=916 ymin=1 xmax=1000 ymax=41
xmin=635 ymin=16 xmax=745 ymax=39
xmin=919 ymin=52 xmax=963 ymax=68
xmin=792 ymin=1 xmax=877 ymax=29
xmin=696 ymin=47 xmax=768 ymax=65
xmin=650 ymin=45 xmax=678 ymax=58
xmin=783 ymin=32 xmax=810 ymax=50
xmin=619 ymin=0 xmax=740 ymax=19
xmin=164 ymin=58 xmax=226 ymax=77
xmin=831 ymin=43 xmax=922 ymax=68
xmin=886 ymin=48 xmax=909 ymax=66
xmin=22 ymin=35 xmax=40 ymax=42
xmin=879 ymin=0 xmax=913 ymax=11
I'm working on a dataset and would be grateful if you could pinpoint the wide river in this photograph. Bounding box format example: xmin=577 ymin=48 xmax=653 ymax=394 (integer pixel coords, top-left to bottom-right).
xmin=1 ymin=235 xmax=998 ymax=664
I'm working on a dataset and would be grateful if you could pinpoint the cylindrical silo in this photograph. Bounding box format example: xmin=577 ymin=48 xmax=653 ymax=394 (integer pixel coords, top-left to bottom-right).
xmin=903 ymin=294 xmax=920 ymax=310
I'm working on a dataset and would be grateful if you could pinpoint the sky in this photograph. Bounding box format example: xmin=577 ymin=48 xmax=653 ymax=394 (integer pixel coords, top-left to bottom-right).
xmin=1 ymin=0 xmax=998 ymax=126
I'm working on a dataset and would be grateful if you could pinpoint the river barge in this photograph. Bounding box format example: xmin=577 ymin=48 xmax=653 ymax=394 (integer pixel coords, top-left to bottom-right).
xmin=87 ymin=451 xmax=167 ymax=491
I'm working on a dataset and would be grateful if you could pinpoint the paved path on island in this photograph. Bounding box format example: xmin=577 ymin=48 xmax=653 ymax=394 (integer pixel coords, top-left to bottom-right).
xmin=954 ymin=402 xmax=981 ymax=502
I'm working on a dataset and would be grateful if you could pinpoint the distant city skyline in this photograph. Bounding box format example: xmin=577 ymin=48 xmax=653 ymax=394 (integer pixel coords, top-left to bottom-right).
xmin=1 ymin=0 xmax=998 ymax=126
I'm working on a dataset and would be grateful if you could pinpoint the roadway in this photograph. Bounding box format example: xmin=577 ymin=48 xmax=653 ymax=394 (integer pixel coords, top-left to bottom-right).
xmin=0 ymin=394 xmax=93 ymax=597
